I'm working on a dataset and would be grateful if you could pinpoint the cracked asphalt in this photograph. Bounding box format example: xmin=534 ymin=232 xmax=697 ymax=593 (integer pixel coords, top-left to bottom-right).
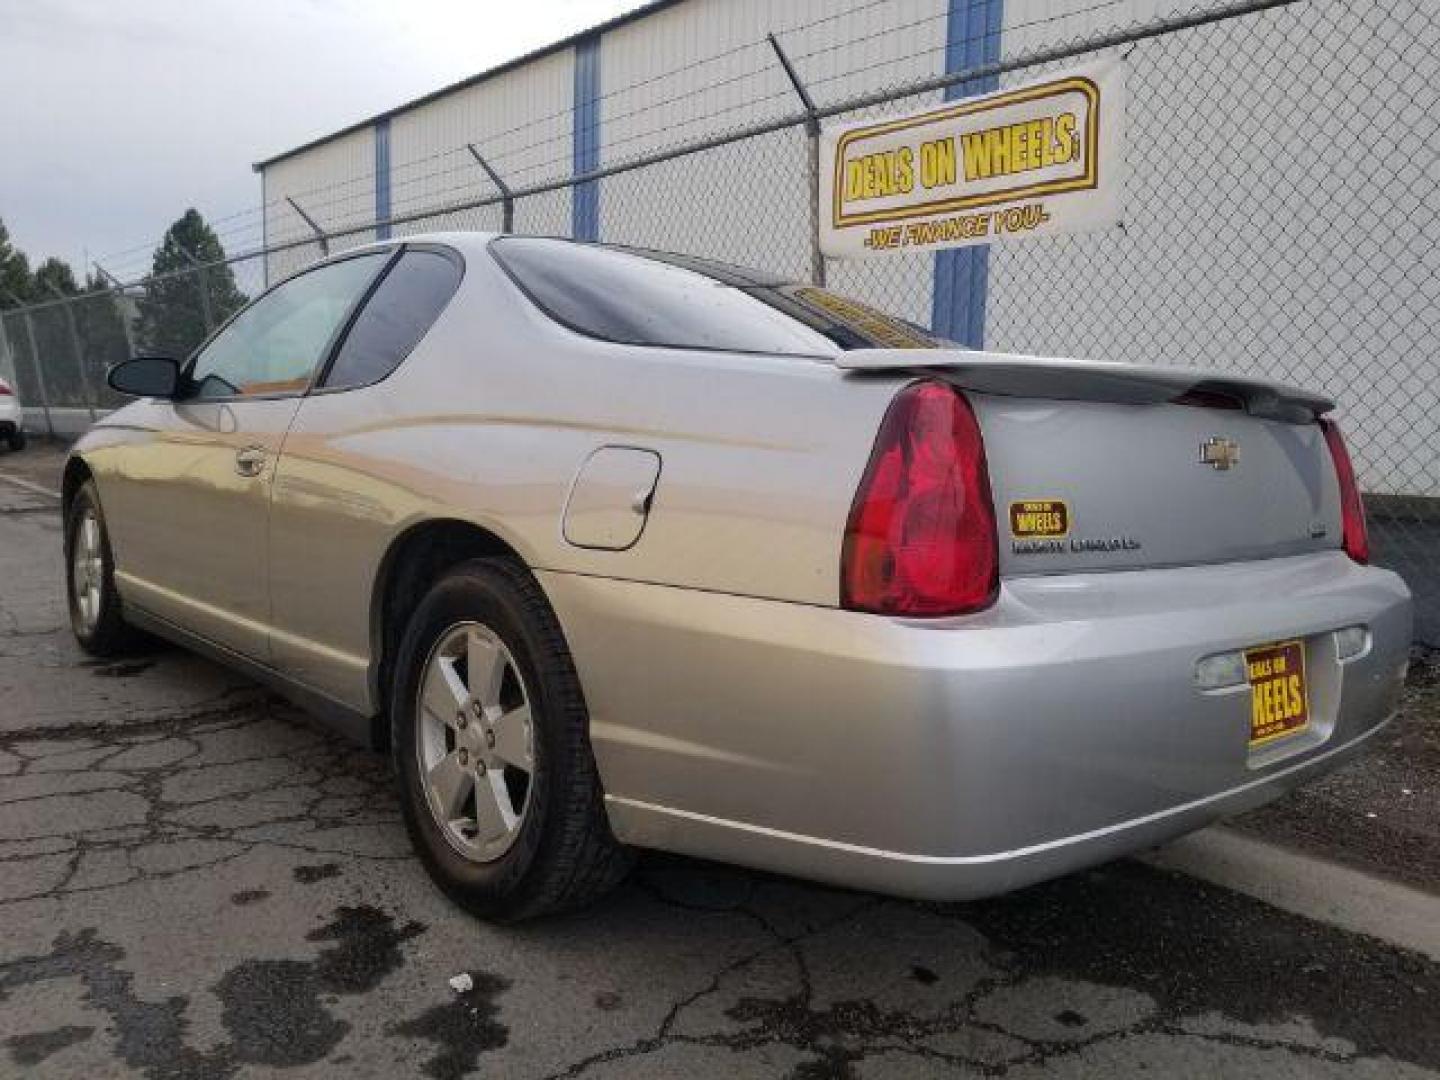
xmin=2 ymin=443 xmax=1438 ymax=1079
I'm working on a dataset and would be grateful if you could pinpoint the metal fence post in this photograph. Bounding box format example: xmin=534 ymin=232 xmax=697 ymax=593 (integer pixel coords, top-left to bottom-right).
xmin=46 ymin=285 xmax=98 ymax=422
xmin=172 ymin=242 xmax=216 ymax=332
xmin=21 ymin=311 xmax=53 ymax=439
xmin=467 ymin=144 xmax=515 ymax=234
xmin=768 ymin=33 xmax=826 ymax=288
xmin=286 ymin=197 xmax=330 ymax=256
xmin=94 ymin=262 xmax=138 ymax=361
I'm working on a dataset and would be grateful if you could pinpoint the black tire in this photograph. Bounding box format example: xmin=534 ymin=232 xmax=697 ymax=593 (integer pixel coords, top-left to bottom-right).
xmin=65 ymin=480 xmax=142 ymax=657
xmin=6 ymin=429 xmax=23 ymax=452
xmin=391 ymin=557 xmax=633 ymax=920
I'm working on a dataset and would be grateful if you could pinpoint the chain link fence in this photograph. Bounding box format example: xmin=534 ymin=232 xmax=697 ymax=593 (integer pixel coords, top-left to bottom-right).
xmin=1 ymin=0 xmax=1434 ymax=642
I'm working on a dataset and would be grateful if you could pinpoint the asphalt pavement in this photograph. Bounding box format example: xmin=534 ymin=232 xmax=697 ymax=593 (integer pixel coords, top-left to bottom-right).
xmin=2 ymin=441 xmax=1438 ymax=1079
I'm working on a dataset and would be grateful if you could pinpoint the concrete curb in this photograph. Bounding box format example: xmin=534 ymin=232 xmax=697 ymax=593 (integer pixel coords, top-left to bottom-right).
xmin=1143 ymin=826 xmax=1440 ymax=962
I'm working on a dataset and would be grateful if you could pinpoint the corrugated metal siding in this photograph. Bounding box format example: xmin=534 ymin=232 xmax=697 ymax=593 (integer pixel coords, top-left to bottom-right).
xmin=1001 ymin=0 xmax=1189 ymax=57
xmin=374 ymin=118 xmax=392 ymax=240
xmin=388 ymin=48 xmax=574 ymax=238
xmin=255 ymin=0 xmax=956 ymax=286
xmin=814 ymin=0 xmax=955 ymax=328
xmin=248 ymin=0 xmax=1437 ymax=496
xmin=262 ymin=127 xmax=374 ymax=281
xmin=597 ymin=0 xmax=950 ymax=313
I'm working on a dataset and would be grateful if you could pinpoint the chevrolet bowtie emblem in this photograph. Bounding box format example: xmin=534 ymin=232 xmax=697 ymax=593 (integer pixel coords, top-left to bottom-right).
xmin=1199 ymin=436 xmax=1240 ymax=471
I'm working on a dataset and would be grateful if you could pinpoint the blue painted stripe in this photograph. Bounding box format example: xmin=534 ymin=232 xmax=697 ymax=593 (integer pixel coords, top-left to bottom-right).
xmin=572 ymin=35 xmax=601 ymax=241
xmin=932 ymin=0 xmax=1003 ymax=347
xmin=374 ymin=118 xmax=392 ymax=241
xmin=261 ymin=170 xmax=270 ymax=288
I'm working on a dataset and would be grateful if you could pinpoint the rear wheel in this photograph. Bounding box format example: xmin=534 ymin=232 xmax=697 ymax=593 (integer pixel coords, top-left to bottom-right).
xmin=6 ymin=428 xmax=23 ymax=452
xmin=65 ymin=480 xmax=140 ymax=656
xmin=391 ymin=557 xmax=632 ymax=920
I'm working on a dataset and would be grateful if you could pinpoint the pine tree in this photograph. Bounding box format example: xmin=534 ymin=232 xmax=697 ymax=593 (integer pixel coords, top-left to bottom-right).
xmin=0 ymin=218 xmax=33 ymax=304
xmin=78 ymin=272 xmax=135 ymax=406
xmin=32 ymin=256 xmax=80 ymax=298
xmin=135 ymin=210 xmax=247 ymax=356
xmin=26 ymin=257 xmax=89 ymax=406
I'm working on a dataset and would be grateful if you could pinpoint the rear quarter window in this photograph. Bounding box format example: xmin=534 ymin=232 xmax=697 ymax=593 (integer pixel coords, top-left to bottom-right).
xmin=491 ymin=237 xmax=945 ymax=357
xmin=323 ymin=248 xmax=463 ymax=390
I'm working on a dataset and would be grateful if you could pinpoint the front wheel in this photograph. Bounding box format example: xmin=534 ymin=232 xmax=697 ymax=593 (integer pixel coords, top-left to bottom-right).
xmin=65 ymin=480 xmax=141 ymax=656
xmin=391 ymin=557 xmax=632 ymax=920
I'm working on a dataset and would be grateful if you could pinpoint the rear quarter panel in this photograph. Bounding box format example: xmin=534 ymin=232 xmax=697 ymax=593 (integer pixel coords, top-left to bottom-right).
xmin=266 ymin=246 xmax=898 ymax=709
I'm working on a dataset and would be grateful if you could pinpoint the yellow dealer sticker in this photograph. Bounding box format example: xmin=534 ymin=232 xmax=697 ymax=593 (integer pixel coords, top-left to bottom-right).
xmin=1246 ymin=640 xmax=1310 ymax=747
xmin=819 ymin=58 xmax=1126 ymax=260
xmin=789 ymin=287 xmax=936 ymax=350
xmin=1009 ymin=499 xmax=1069 ymax=539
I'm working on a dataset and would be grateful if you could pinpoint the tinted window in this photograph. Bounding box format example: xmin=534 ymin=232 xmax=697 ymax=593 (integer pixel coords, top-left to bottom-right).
xmin=189 ymin=254 xmax=387 ymax=399
xmin=491 ymin=237 xmax=946 ymax=356
xmin=324 ymin=250 xmax=463 ymax=389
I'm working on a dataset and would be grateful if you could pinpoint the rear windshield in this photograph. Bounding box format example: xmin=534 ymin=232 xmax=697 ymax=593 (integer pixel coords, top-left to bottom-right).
xmin=490 ymin=237 xmax=946 ymax=356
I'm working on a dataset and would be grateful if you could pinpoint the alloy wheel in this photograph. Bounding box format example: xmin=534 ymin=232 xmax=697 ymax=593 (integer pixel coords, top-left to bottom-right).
xmin=72 ymin=508 xmax=104 ymax=634
xmin=415 ymin=621 xmax=536 ymax=863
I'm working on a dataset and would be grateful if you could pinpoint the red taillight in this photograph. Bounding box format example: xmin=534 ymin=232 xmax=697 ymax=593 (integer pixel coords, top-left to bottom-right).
xmin=842 ymin=380 xmax=998 ymax=616
xmin=1320 ymin=418 xmax=1369 ymax=564
xmin=0 ymin=380 xmax=12 ymax=396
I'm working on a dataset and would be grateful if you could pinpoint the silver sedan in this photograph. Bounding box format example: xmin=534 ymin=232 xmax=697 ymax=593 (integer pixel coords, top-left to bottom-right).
xmin=64 ymin=234 xmax=1412 ymax=919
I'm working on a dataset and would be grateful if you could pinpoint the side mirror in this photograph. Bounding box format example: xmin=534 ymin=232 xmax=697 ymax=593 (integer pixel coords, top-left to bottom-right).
xmin=108 ymin=355 xmax=182 ymax=399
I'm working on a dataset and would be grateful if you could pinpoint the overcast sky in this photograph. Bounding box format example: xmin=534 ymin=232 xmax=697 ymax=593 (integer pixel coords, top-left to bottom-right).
xmin=0 ymin=0 xmax=637 ymax=278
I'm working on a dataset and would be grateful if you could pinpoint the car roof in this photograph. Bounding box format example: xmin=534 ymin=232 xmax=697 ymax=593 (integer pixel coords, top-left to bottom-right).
xmin=343 ymin=231 xmax=499 ymax=259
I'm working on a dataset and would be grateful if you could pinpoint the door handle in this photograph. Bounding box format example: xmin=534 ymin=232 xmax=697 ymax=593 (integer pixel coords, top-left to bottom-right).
xmin=235 ymin=446 xmax=268 ymax=478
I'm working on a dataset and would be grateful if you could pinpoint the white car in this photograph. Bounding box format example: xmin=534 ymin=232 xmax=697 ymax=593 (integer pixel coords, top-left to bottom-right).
xmin=0 ymin=377 xmax=24 ymax=451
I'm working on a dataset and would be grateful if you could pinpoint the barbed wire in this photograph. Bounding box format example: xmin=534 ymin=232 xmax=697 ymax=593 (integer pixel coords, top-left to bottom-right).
xmin=45 ymin=0 xmax=1311 ymax=297
xmin=98 ymin=0 xmax=1167 ymax=267
xmin=280 ymin=0 xmax=1146 ymax=230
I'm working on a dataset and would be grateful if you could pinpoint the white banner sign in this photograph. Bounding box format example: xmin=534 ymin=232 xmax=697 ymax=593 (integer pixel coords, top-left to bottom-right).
xmin=819 ymin=58 xmax=1126 ymax=259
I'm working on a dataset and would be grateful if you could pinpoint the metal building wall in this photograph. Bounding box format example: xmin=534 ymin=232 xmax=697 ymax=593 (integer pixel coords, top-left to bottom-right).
xmin=256 ymin=0 xmax=960 ymax=324
xmin=262 ymin=127 xmax=375 ymax=282
xmin=250 ymin=0 xmax=1437 ymax=497
xmin=387 ymin=48 xmax=576 ymax=239
xmin=597 ymin=0 xmax=952 ymax=323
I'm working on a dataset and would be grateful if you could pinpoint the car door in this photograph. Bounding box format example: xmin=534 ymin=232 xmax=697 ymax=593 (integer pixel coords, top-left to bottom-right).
xmin=267 ymin=246 xmax=465 ymax=709
xmin=107 ymin=251 xmax=392 ymax=662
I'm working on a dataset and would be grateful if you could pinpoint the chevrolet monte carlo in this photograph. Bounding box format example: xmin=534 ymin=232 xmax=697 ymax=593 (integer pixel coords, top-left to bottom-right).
xmin=64 ymin=234 xmax=1412 ymax=919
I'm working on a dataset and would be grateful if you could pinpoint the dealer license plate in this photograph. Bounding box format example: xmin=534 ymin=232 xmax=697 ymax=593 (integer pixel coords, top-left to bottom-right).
xmin=1246 ymin=640 xmax=1310 ymax=747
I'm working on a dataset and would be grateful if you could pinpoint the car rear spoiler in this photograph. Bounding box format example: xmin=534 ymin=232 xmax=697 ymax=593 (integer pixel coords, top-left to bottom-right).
xmin=833 ymin=349 xmax=1333 ymax=423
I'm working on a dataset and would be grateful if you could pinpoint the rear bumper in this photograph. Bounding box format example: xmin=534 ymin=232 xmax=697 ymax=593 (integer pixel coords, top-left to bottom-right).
xmin=606 ymin=715 xmax=1393 ymax=900
xmin=540 ymin=552 xmax=1412 ymax=900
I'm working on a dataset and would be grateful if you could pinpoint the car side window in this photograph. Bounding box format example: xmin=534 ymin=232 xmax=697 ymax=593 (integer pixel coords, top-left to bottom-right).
xmin=322 ymin=249 xmax=463 ymax=390
xmin=189 ymin=253 xmax=389 ymax=400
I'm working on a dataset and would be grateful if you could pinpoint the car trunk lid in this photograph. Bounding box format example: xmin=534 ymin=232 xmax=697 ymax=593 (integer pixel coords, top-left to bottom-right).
xmin=837 ymin=349 xmax=1343 ymax=575
xmin=834 ymin=348 xmax=1332 ymax=422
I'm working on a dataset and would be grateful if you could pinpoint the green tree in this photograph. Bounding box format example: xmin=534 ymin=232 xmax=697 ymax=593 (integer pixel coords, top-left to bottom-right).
xmin=135 ymin=209 xmax=247 ymax=356
xmin=32 ymin=256 xmax=80 ymax=298
xmin=0 ymin=217 xmax=37 ymax=403
xmin=78 ymin=272 xmax=135 ymax=408
xmin=0 ymin=217 xmax=33 ymax=304
xmin=28 ymin=257 xmax=89 ymax=406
